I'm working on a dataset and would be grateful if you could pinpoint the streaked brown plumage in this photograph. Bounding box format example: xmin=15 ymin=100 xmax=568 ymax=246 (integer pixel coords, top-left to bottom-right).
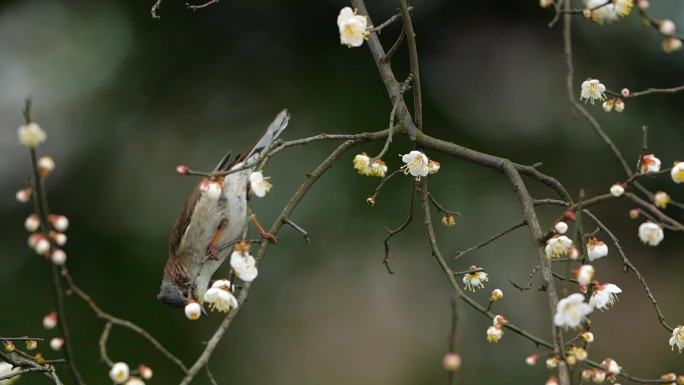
xmin=158 ymin=110 xmax=290 ymax=308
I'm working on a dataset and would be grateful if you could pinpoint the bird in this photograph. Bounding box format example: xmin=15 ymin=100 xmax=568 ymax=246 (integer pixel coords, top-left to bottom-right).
xmin=158 ymin=109 xmax=290 ymax=309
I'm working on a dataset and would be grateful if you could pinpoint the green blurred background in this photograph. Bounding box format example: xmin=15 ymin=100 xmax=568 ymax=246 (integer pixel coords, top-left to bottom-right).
xmin=1 ymin=0 xmax=683 ymax=384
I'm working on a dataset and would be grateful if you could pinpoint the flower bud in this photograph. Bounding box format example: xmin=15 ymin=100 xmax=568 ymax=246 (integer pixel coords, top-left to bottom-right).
xmin=366 ymin=196 xmax=376 ymax=206
xmin=546 ymin=376 xmax=559 ymax=385
xmin=176 ymin=165 xmax=190 ymax=174
xmin=37 ymin=156 xmax=55 ymax=175
xmin=25 ymin=214 xmax=40 ymax=232
xmin=581 ymin=331 xmax=594 ymax=343
xmin=554 ymin=221 xmax=568 ymax=234
xmin=610 ymin=183 xmax=624 ymax=197
xmin=568 ymin=246 xmax=580 ymax=260
xmin=48 ymin=214 xmax=69 ymax=232
xmin=564 ymin=210 xmax=576 ymax=221
xmin=676 ymin=375 xmax=684 ymax=385
xmin=539 ymin=0 xmax=554 ymax=8
xmin=659 ymin=19 xmax=676 ymax=35
xmin=629 ymin=209 xmax=640 ymax=219
xmin=490 ymin=289 xmax=503 ymax=301
xmin=592 ymin=370 xmax=606 ymax=383
xmin=138 ymin=365 xmax=153 ymax=380
xmin=662 ymin=37 xmax=682 ymax=53
xmin=50 ymin=231 xmax=67 ymax=246
xmin=51 ymin=249 xmax=67 ymax=265
xmin=582 ymin=8 xmax=592 ymax=18
xmin=16 ymin=188 xmax=32 ymax=203
xmin=4 ymin=341 xmax=15 ymax=352
xmin=566 ymin=355 xmax=577 ymax=366
xmin=441 ymin=352 xmax=461 ymax=371
xmin=621 ymin=88 xmax=630 ymax=97
xmin=25 ymin=340 xmax=38 ymax=350
xmin=125 ymin=378 xmax=145 ymax=385
xmin=428 ymin=160 xmax=440 ymax=174
xmin=614 ymin=98 xmax=624 ymax=113
xmin=581 ymin=369 xmax=593 ymax=381
xmin=546 ymin=356 xmax=558 ymax=369
xmin=493 ymin=315 xmax=508 ymax=327
xmin=35 ymin=238 xmax=50 ymax=255
xmin=184 ymin=301 xmax=201 ymax=320
xmin=442 ymin=214 xmax=456 ymax=227
xmin=602 ymin=100 xmax=614 ymax=112
xmin=661 ymin=373 xmax=677 ymax=382
xmin=50 ymin=337 xmax=64 ymax=351
xmin=43 ymin=311 xmax=58 ymax=329
xmin=525 ymin=354 xmax=538 ymax=366
xmin=637 ymin=0 xmax=649 ymax=10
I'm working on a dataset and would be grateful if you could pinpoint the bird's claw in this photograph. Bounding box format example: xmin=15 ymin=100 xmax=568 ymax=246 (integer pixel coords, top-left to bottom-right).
xmin=259 ymin=230 xmax=278 ymax=244
xmin=207 ymin=245 xmax=220 ymax=261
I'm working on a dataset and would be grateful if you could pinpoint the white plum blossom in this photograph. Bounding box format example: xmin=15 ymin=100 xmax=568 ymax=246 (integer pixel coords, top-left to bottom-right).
xmin=610 ymin=183 xmax=624 ymax=197
xmin=554 ymin=221 xmax=568 ymax=234
xmin=230 ymin=242 xmax=258 ymax=282
xmin=590 ymin=283 xmax=622 ymax=310
xmin=671 ymin=162 xmax=684 ymax=183
xmin=546 ymin=357 xmax=558 ymax=369
xmin=580 ymin=79 xmax=607 ymax=103
xmin=109 ymin=362 xmax=130 ymax=384
xmin=670 ymin=325 xmax=684 ymax=352
xmin=585 ymin=0 xmax=633 ymax=24
xmin=17 ymin=122 xmax=46 ymax=148
xmin=640 ymin=154 xmax=661 ymax=174
xmin=0 ymin=361 xmax=21 ymax=385
xmin=125 ymin=378 xmax=145 ymax=385
xmin=353 ymin=153 xmax=371 ymax=175
xmin=490 ymin=288 xmax=503 ymax=301
xmin=554 ymin=293 xmax=592 ymax=329
xmin=369 ymin=160 xmax=388 ymax=178
xmin=577 ymin=265 xmax=595 ymax=286
xmin=545 ymin=235 xmax=573 ymax=259
xmin=51 ymin=232 xmax=67 ymax=246
xmin=203 ymin=280 xmax=238 ymax=313
xmin=592 ymin=370 xmax=607 ymax=383
xmin=654 ymin=191 xmax=671 ymax=209
xmin=184 ymin=302 xmax=201 ymax=320
xmin=587 ymin=238 xmax=608 ymax=261
xmin=614 ymin=98 xmax=625 ymax=112
xmin=638 ymin=222 xmax=664 ymax=246
xmin=337 ymin=7 xmax=368 ymax=48
xmin=463 ymin=266 xmax=488 ymax=291
xmin=581 ymin=331 xmax=595 ymax=343
xmin=486 ymin=325 xmax=503 ymax=343
xmin=201 ymin=180 xmax=222 ymax=200
xmin=400 ymin=151 xmax=430 ymax=179
xmin=249 ymin=171 xmax=272 ymax=197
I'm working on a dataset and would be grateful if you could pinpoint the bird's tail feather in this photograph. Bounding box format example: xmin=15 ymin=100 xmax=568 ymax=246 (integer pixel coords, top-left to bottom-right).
xmin=222 ymin=109 xmax=289 ymax=170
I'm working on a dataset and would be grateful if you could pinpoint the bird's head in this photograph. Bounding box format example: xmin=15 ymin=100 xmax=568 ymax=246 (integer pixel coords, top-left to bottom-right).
xmin=157 ymin=280 xmax=190 ymax=308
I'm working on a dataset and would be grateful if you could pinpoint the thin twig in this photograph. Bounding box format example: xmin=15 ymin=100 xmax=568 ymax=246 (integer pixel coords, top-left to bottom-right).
xmin=98 ymin=322 xmax=114 ymax=366
xmin=283 ymin=218 xmax=311 ymax=244
xmin=381 ymin=185 xmax=416 ymax=274
xmin=453 ymin=221 xmax=526 ymax=260
xmin=186 ymin=0 xmax=219 ymax=11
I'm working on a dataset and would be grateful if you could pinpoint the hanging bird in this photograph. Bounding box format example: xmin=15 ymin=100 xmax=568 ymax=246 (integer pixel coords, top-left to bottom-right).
xmin=158 ymin=109 xmax=290 ymax=308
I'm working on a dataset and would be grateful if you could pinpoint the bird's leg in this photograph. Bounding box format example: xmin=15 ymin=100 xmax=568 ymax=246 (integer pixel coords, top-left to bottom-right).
xmin=206 ymin=218 xmax=228 ymax=261
xmin=249 ymin=208 xmax=277 ymax=243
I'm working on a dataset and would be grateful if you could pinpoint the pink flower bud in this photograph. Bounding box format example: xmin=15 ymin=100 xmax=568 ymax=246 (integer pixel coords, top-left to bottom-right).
xmin=24 ymin=214 xmax=40 ymax=232
xmin=50 ymin=231 xmax=67 ymax=246
xmin=16 ymin=188 xmax=32 ymax=203
xmin=48 ymin=214 xmax=69 ymax=232
xmin=620 ymin=88 xmax=630 ymax=97
xmin=43 ymin=311 xmax=58 ymax=329
xmin=138 ymin=365 xmax=153 ymax=380
xmin=176 ymin=165 xmax=190 ymax=174
xmin=441 ymin=352 xmax=461 ymax=371
xmin=37 ymin=156 xmax=55 ymax=175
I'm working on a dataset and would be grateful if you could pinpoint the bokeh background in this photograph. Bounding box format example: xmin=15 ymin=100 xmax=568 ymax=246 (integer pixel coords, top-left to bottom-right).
xmin=1 ymin=0 xmax=683 ymax=384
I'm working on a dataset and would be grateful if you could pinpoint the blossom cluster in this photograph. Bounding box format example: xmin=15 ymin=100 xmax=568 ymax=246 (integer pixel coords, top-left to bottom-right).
xmin=109 ymin=362 xmax=153 ymax=385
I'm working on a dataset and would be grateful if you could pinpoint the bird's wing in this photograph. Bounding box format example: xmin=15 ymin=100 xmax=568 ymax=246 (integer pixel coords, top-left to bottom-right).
xmin=168 ymin=183 xmax=201 ymax=263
